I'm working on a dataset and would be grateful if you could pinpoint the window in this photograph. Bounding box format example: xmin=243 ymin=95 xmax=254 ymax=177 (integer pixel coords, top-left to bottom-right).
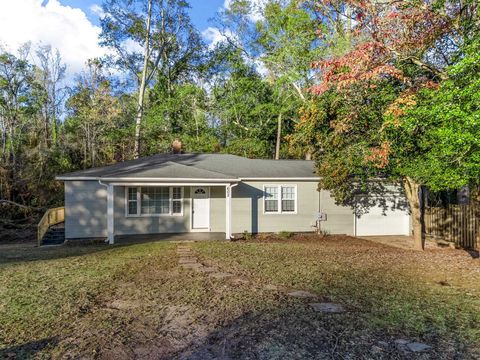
xmin=264 ymin=186 xmax=279 ymax=212
xmin=264 ymin=185 xmax=296 ymax=214
xmin=127 ymin=187 xmax=138 ymax=215
xmin=281 ymin=186 xmax=295 ymax=212
xmin=126 ymin=187 xmax=183 ymax=216
xmin=172 ymin=187 xmax=182 ymax=214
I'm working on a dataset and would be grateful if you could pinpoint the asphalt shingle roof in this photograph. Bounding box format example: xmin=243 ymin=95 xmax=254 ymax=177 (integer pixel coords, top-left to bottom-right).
xmin=57 ymin=153 xmax=317 ymax=180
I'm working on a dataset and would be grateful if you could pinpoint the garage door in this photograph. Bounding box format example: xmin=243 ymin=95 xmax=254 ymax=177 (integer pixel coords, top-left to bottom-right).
xmin=355 ymin=199 xmax=410 ymax=236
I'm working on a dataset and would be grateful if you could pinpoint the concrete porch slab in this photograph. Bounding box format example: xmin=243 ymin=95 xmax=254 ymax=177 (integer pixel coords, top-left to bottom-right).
xmin=114 ymin=232 xmax=226 ymax=244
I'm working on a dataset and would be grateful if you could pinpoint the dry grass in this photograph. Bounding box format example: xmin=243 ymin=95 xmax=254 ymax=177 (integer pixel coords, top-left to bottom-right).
xmin=1 ymin=235 xmax=479 ymax=359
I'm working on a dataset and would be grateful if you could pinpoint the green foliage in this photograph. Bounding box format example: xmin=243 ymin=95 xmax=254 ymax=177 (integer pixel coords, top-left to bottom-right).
xmin=387 ymin=40 xmax=480 ymax=191
xmin=242 ymin=230 xmax=253 ymax=241
xmin=292 ymin=82 xmax=400 ymax=205
xmin=143 ymin=82 xmax=219 ymax=154
xmin=65 ymin=60 xmax=122 ymax=168
xmin=211 ymin=50 xmax=279 ymax=156
xmin=278 ymin=231 xmax=293 ymax=239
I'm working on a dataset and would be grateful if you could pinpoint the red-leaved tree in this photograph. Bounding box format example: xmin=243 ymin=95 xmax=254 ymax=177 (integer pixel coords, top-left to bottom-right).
xmin=306 ymin=0 xmax=477 ymax=249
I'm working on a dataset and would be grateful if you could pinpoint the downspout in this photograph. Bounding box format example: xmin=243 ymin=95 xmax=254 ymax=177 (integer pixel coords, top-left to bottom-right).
xmin=98 ymin=180 xmax=112 ymax=244
xmin=228 ymin=182 xmax=239 ymax=239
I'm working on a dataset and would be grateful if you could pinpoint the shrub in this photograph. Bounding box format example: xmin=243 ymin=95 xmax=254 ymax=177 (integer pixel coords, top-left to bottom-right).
xmin=243 ymin=230 xmax=253 ymax=241
xmin=278 ymin=231 xmax=293 ymax=239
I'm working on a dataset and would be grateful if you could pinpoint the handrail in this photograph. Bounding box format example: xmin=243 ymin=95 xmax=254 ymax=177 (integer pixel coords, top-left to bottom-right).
xmin=37 ymin=207 xmax=65 ymax=246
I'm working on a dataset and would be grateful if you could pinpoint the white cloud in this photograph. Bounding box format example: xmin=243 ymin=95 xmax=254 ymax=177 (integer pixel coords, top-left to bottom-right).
xmin=89 ymin=4 xmax=105 ymax=18
xmin=201 ymin=27 xmax=238 ymax=49
xmin=0 ymin=0 xmax=106 ymax=79
xmin=252 ymin=58 xmax=268 ymax=77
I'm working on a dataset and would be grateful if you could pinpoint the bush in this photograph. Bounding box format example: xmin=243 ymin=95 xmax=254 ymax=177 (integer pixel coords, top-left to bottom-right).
xmin=243 ymin=230 xmax=253 ymax=241
xmin=278 ymin=231 xmax=293 ymax=239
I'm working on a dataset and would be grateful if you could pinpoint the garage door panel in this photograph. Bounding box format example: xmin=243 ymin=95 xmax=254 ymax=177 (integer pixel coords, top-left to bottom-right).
xmin=355 ymin=199 xmax=410 ymax=236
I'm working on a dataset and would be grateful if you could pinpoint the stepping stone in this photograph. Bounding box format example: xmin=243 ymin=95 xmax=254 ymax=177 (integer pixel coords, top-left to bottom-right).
xmin=179 ymin=258 xmax=198 ymax=264
xmin=406 ymin=342 xmax=431 ymax=352
xmin=287 ymin=290 xmax=317 ymax=298
xmin=309 ymin=302 xmax=345 ymax=313
xmin=181 ymin=263 xmax=203 ymax=269
xmin=209 ymin=272 xmax=233 ymax=279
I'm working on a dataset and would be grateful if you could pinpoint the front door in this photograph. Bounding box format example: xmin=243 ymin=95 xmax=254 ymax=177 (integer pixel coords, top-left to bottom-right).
xmin=192 ymin=187 xmax=210 ymax=230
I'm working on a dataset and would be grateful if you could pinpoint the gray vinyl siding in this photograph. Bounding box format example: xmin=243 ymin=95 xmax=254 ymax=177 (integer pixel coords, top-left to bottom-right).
xmin=64 ymin=181 xmax=107 ymax=239
xmin=231 ymin=181 xmax=320 ymax=233
xmin=319 ymin=190 xmax=355 ymax=235
xmin=210 ymin=186 xmax=226 ymax=232
xmin=113 ymin=186 xmax=227 ymax=235
xmin=64 ymin=181 xmax=357 ymax=239
xmin=113 ymin=186 xmax=192 ymax=235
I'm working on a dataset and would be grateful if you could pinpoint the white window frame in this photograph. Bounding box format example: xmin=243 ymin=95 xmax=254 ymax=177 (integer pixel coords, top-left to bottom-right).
xmin=263 ymin=184 xmax=297 ymax=214
xmin=125 ymin=186 xmax=184 ymax=217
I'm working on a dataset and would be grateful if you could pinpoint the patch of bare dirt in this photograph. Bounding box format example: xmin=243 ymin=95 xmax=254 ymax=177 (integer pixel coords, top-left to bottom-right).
xmin=0 ymin=225 xmax=36 ymax=244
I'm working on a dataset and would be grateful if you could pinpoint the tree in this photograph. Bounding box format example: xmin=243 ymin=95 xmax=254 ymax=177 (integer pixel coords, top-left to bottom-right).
xmin=143 ymin=82 xmax=219 ymax=154
xmin=385 ymin=40 xmax=480 ymax=192
xmin=255 ymin=0 xmax=321 ymax=158
xmin=0 ymin=46 xmax=37 ymax=201
xmin=211 ymin=47 xmax=279 ymax=158
xmin=100 ymin=0 xmax=204 ymax=158
xmin=302 ymin=0 xmax=479 ymax=249
xmin=34 ymin=45 xmax=66 ymax=148
xmin=218 ymin=0 xmax=322 ymax=159
xmin=65 ymin=60 xmax=121 ymax=168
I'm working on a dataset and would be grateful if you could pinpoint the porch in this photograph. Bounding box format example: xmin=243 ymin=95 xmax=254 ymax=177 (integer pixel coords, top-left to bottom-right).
xmin=104 ymin=182 xmax=238 ymax=244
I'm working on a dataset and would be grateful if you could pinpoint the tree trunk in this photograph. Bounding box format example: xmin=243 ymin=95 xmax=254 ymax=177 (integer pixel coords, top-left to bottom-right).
xmin=403 ymin=176 xmax=425 ymax=250
xmin=133 ymin=0 xmax=153 ymax=159
xmin=275 ymin=113 xmax=282 ymax=160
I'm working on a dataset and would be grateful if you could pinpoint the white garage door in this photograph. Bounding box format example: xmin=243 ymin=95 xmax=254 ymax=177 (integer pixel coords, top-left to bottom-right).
xmin=355 ymin=199 xmax=410 ymax=236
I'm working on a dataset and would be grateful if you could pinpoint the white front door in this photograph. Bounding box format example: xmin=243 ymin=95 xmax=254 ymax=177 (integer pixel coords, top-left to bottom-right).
xmin=192 ymin=187 xmax=210 ymax=230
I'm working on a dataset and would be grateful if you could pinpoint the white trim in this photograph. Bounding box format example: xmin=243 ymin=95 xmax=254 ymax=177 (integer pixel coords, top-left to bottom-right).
xmin=225 ymin=183 xmax=239 ymax=239
xmin=124 ymin=186 xmax=184 ymax=217
xmin=263 ymin=184 xmax=298 ymax=215
xmin=107 ymin=184 xmax=115 ymax=244
xmin=110 ymin=182 xmax=233 ymax=187
xmin=56 ymin=176 xmax=319 ymax=182
xmin=190 ymin=186 xmax=210 ymax=232
xmin=56 ymin=176 xmax=239 ymax=182
xmin=241 ymin=177 xmax=319 ymax=181
xmin=226 ymin=185 xmax=231 ymax=239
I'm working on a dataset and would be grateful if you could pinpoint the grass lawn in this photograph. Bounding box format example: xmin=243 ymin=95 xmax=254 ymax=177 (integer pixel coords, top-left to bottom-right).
xmin=1 ymin=235 xmax=479 ymax=359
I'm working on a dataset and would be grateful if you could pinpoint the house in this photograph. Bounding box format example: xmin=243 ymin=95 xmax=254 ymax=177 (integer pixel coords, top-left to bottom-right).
xmin=55 ymin=153 xmax=411 ymax=244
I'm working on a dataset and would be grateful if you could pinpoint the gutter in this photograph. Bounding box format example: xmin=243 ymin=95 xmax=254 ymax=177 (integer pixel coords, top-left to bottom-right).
xmin=56 ymin=176 xmax=240 ymax=182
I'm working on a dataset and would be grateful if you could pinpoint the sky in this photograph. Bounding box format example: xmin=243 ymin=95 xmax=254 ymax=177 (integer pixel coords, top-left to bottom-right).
xmin=0 ymin=0 xmax=232 ymax=79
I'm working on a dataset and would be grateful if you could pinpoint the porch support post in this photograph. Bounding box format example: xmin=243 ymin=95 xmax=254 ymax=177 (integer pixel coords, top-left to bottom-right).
xmin=107 ymin=184 xmax=115 ymax=244
xmin=226 ymin=185 xmax=232 ymax=239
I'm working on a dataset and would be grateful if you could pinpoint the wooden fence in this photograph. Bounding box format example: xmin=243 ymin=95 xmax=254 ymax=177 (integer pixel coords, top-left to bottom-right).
xmin=37 ymin=207 xmax=65 ymax=246
xmin=424 ymin=205 xmax=479 ymax=249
